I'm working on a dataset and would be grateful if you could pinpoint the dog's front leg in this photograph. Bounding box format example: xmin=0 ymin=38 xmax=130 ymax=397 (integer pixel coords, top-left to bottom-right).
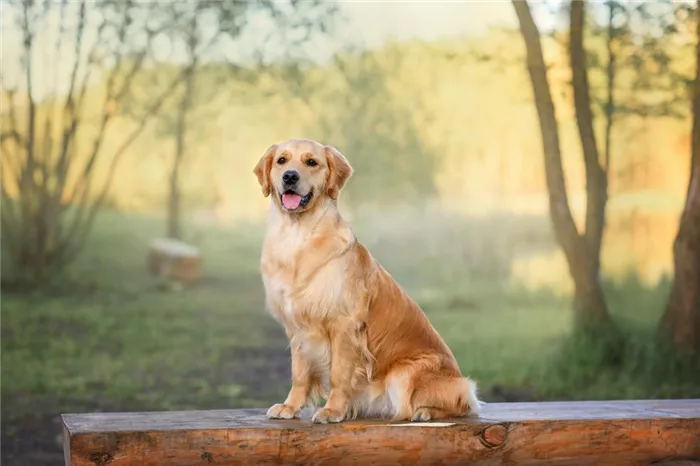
xmin=267 ymin=335 xmax=315 ymax=419
xmin=311 ymin=323 xmax=361 ymax=424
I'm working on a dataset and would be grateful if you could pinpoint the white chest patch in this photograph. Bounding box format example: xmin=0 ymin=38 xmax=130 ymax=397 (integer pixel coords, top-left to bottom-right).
xmin=261 ymin=211 xmax=352 ymax=324
xmin=262 ymin=274 xmax=294 ymax=320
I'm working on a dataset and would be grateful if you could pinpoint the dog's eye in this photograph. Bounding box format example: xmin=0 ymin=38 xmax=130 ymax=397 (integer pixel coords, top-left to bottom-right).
xmin=306 ymin=159 xmax=318 ymax=167
xmin=276 ymin=157 xmax=286 ymax=165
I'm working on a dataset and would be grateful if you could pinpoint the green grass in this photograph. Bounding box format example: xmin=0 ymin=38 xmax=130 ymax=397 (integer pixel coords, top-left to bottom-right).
xmin=2 ymin=211 xmax=281 ymax=418
xmin=2 ymin=207 xmax=699 ymax=463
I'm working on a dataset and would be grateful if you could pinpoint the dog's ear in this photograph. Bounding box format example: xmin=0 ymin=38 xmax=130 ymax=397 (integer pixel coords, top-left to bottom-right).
xmin=253 ymin=144 xmax=277 ymax=197
xmin=325 ymin=145 xmax=353 ymax=200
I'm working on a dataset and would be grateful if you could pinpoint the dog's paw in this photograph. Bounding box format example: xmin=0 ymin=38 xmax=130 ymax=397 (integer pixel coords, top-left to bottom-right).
xmin=410 ymin=407 xmax=433 ymax=422
xmin=266 ymin=403 xmax=299 ymax=420
xmin=311 ymin=407 xmax=346 ymax=424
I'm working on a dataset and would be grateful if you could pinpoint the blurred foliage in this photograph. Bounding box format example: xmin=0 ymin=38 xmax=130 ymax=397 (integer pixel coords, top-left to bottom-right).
xmin=3 ymin=7 xmax=695 ymax=216
xmin=287 ymin=48 xmax=439 ymax=204
xmin=566 ymin=0 xmax=695 ymax=119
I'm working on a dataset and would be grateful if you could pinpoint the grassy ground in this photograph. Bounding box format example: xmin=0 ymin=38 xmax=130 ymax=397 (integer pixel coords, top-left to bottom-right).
xmin=2 ymin=208 xmax=699 ymax=465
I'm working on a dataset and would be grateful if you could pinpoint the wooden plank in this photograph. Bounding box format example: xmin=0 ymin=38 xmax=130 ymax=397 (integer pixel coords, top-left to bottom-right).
xmin=62 ymin=400 xmax=700 ymax=466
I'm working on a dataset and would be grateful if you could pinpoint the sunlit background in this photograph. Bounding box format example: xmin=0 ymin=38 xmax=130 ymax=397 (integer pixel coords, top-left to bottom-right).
xmin=2 ymin=1 xmax=699 ymax=464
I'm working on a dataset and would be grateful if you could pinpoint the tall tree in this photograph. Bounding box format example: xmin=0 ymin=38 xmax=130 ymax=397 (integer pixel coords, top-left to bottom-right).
xmin=512 ymin=0 xmax=616 ymax=335
xmin=165 ymin=3 xmax=206 ymax=241
xmin=569 ymin=0 xmax=615 ymax=331
xmin=149 ymin=0 xmax=336 ymax=240
xmin=659 ymin=0 xmax=700 ymax=352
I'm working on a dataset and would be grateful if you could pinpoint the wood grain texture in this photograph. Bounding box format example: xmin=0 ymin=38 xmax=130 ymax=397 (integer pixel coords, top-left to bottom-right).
xmin=63 ymin=400 xmax=700 ymax=466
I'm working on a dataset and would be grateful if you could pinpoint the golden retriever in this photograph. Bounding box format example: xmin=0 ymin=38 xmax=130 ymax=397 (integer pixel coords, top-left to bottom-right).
xmin=254 ymin=138 xmax=481 ymax=423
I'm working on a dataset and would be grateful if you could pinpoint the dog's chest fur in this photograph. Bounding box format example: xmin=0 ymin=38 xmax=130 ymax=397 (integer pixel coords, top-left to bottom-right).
xmin=260 ymin=207 xmax=356 ymax=329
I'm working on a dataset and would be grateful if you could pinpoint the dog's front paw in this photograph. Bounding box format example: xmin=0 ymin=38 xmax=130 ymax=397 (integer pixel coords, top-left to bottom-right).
xmin=266 ymin=403 xmax=299 ymax=420
xmin=311 ymin=407 xmax=346 ymax=424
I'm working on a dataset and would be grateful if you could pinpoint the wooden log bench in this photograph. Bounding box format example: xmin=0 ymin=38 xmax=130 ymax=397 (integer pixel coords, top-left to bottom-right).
xmin=62 ymin=399 xmax=700 ymax=466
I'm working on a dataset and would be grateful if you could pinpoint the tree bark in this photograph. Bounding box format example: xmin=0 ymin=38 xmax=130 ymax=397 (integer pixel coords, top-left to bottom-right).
xmin=659 ymin=0 xmax=700 ymax=352
xmin=513 ymin=0 xmax=615 ymax=335
xmin=168 ymin=63 xmax=195 ymax=240
xmin=569 ymin=0 xmax=615 ymax=331
xmin=603 ymin=0 xmax=616 ymax=174
xmin=167 ymin=8 xmax=202 ymax=241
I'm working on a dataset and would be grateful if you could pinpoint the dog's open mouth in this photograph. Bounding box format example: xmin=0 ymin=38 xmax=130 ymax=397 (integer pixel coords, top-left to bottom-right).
xmin=281 ymin=190 xmax=312 ymax=210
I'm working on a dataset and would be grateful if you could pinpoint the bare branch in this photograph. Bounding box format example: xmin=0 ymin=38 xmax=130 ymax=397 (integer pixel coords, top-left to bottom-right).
xmin=101 ymin=66 xmax=191 ymax=192
xmin=21 ymin=0 xmax=37 ymax=193
xmin=52 ymin=0 xmax=89 ymax=218
xmin=67 ymin=1 xmax=136 ymax=206
xmin=16 ymin=0 xmax=39 ymax=267
xmin=1 ymin=139 xmax=21 ymax=185
xmin=0 ymin=130 xmax=23 ymax=144
xmin=0 ymin=94 xmax=23 ymax=263
xmin=1 ymin=89 xmax=24 ymax=188
xmin=56 ymin=64 xmax=191 ymax=263
xmin=0 ymin=91 xmax=21 ymax=148
xmin=113 ymin=43 xmax=155 ymax=103
xmin=54 ymin=12 xmax=108 ymax=188
xmin=39 ymin=107 xmax=52 ymax=185
xmin=63 ymin=0 xmax=87 ymax=111
xmin=75 ymin=15 xmax=108 ymax=110
xmin=51 ymin=0 xmax=69 ymax=99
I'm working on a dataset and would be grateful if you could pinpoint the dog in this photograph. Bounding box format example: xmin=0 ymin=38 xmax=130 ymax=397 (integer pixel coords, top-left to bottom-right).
xmin=254 ymin=138 xmax=481 ymax=423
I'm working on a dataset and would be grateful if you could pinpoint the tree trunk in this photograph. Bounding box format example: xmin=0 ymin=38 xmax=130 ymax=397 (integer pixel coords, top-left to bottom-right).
xmin=570 ymin=0 xmax=608 ymax=276
xmin=167 ymin=157 xmax=182 ymax=240
xmin=659 ymin=0 xmax=700 ymax=352
xmin=603 ymin=0 xmax=616 ymax=174
xmin=168 ymin=63 xmax=195 ymax=240
xmin=512 ymin=0 xmax=616 ymax=335
xmin=569 ymin=0 xmax=615 ymax=332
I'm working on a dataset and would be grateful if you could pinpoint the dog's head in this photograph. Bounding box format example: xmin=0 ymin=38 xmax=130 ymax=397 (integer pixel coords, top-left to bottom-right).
xmin=253 ymin=138 xmax=353 ymax=213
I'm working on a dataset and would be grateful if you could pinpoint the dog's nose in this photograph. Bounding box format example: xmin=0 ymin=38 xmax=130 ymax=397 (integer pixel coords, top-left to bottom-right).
xmin=282 ymin=170 xmax=299 ymax=185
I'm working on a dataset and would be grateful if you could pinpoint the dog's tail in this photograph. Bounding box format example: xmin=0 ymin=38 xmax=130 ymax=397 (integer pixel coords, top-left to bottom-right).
xmin=461 ymin=376 xmax=485 ymax=416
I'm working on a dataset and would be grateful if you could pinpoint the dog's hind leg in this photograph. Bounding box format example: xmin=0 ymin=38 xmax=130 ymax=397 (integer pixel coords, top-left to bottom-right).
xmin=407 ymin=373 xmax=481 ymax=422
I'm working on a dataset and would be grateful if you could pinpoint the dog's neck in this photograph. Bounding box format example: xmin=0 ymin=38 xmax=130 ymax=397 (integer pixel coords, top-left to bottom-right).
xmin=266 ymin=196 xmax=344 ymax=237
xmin=264 ymin=197 xmax=357 ymax=265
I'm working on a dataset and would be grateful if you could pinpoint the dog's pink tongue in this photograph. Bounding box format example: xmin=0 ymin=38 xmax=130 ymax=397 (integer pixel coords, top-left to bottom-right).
xmin=282 ymin=193 xmax=302 ymax=210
